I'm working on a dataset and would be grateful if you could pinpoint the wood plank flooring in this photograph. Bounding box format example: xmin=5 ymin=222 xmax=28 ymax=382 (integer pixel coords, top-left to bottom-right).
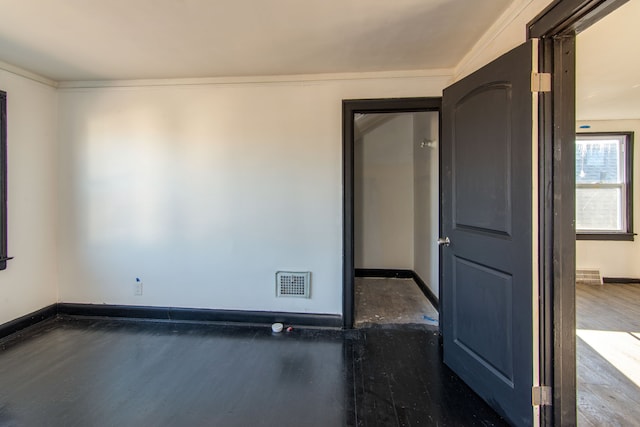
xmin=0 ymin=317 xmax=506 ymax=426
xmin=577 ymin=283 xmax=640 ymax=427
xmin=354 ymin=278 xmax=439 ymax=328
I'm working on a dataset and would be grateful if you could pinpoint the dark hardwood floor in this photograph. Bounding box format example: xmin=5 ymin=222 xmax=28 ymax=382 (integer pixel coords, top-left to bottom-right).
xmin=0 ymin=317 xmax=506 ymax=427
xmin=577 ymin=283 xmax=640 ymax=426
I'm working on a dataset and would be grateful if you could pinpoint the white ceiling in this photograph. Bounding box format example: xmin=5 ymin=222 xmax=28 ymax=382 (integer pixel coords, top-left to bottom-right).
xmin=3 ymin=0 xmax=635 ymax=121
xmin=577 ymin=0 xmax=640 ymax=121
xmin=0 ymin=0 xmax=513 ymax=82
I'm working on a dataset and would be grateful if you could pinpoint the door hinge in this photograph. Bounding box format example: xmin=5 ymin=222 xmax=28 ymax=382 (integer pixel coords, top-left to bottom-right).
xmin=531 ymin=72 xmax=551 ymax=93
xmin=532 ymin=385 xmax=552 ymax=406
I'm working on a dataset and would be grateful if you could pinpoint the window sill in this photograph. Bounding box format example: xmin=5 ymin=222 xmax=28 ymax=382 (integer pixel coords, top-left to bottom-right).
xmin=576 ymin=232 xmax=635 ymax=241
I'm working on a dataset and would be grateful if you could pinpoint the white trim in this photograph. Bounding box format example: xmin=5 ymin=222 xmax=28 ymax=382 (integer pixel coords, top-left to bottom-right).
xmin=531 ymin=38 xmax=541 ymax=427
xmin=454 ymin=0 xmax=534 ymax=81
xmin=0 ymin=60 xmax=57 ymax=88
xmin=56 ymin=69 xmax=454 ymax=89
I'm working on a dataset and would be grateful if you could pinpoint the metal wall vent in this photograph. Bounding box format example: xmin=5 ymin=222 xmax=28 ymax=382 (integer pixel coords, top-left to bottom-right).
xmin=576 ymin=269 xmax=602 ymax=285
xmin=276 ymin=271 xmax=311 ymax=298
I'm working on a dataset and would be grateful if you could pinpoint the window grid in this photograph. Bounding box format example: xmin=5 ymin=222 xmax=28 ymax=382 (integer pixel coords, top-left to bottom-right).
xmin=576 ymin=132 xmax=634 ymax=240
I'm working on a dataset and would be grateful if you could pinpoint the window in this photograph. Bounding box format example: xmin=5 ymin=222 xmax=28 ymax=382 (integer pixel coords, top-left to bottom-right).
xmin=576 ymin=132 xmax=634 ymax=240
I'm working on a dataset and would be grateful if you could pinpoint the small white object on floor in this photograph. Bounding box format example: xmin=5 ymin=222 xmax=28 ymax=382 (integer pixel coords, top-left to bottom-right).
xmin=271 ymin=322 xmax=284 ymax=333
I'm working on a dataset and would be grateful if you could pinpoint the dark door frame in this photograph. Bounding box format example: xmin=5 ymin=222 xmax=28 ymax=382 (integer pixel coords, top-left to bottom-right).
xmin=342 ymin=97 xmax=442 ymax=329
xmin=342 ymin=0 xmax=630 ymax=422
xmin=529 ymin=0 xmax=630 ymax=425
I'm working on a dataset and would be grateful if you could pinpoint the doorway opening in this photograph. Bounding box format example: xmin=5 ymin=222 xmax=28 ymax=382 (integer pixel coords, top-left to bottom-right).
xmin=342 ymin=98 xmax=441 ymax=329
xmin=530 ymin=0 xmax=632 ymax=424
xmin=573 ymin=1 xmax=640 ymax=424
xmin=353 ymin=111 xmax=439 ymax=328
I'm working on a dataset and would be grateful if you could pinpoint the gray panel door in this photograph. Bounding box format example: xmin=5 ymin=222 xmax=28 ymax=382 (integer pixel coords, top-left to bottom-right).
xmin=441 ymin=40 xmax=535 ymax=427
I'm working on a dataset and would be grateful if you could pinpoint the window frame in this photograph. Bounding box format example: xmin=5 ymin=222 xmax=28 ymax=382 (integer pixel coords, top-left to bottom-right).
xmin=0 ymin=91 xmax=8 ymax=269
xmin=576 ymin=131 xmax=634 ymax=241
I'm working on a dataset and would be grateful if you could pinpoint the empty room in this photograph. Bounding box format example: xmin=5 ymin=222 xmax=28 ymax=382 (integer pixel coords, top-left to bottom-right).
xmin=0 ymin=1 xmax=632 ymax=426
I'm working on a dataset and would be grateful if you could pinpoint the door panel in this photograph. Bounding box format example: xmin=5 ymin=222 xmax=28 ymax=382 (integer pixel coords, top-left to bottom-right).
xmin=453 ymin=257 xmax=514 ymax=383
xmin=442 ymin=40 xmax=535 ymax=427
xmin=453 ymin=84 xmax=512 ymax=235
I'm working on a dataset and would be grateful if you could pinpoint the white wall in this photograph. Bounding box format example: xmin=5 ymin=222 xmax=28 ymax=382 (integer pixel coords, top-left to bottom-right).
xmin=576 ymin=119 xmax=640 ymax=278
xmin=1 ymin=0 xmax=561 ymax=323
xmin=413 ymin=112 xmax=439 ymax=296
xmin=57 ymin=76 xmax=448 ymax=315
xmin=355 ymin=114 xmax=414 ymax=269
xmin=0 ymin=71 xmax=58 ymax=325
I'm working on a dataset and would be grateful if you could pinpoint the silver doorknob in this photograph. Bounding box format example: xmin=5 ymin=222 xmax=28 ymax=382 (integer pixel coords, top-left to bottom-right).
xmin=437 ymin=237 xmax=451 ymax=247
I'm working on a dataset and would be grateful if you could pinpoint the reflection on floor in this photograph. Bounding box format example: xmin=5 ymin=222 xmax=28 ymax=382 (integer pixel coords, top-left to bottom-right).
xmin=577 ymin=282 xmax=640 ymax=426
xmin=0 ymin=317 xmax=507 ymax=426
xmin=355 ymin=277 xmax=438 ymax=328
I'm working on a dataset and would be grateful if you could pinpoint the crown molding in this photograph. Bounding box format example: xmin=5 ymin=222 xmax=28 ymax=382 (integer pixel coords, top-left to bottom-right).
xmin=56 ymin=68 xmax=454 ymax=90
xmin=0 ymin=61 xmax=452 ymax=91
xmin=0 ymin=60 xmax=58 ymax=88
xmin=454 ymin=0 xmax=536 ymax=81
